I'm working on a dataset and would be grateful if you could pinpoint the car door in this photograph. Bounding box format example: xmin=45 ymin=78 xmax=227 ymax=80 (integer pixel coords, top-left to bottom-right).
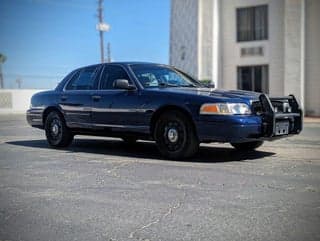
xmin=59 ymin=65 xmax=100 ymax=128
xmin=91 ymin=65 xmax=148 ymax=132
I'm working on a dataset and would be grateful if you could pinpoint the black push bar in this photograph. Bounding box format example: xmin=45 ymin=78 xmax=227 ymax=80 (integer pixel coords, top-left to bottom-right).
xmin=259 ymin=94 xmax=303 ymax=137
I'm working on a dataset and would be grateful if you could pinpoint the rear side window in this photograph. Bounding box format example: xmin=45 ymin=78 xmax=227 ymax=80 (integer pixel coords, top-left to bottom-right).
xmin=100 ymin=65 xmax=131 ymax=89
xmin=65 ymin=66 xmax=99 ymax=90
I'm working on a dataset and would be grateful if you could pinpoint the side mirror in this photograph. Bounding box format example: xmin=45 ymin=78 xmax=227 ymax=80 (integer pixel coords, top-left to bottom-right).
xmin=114 ymin=79 xmax=136 ymax=90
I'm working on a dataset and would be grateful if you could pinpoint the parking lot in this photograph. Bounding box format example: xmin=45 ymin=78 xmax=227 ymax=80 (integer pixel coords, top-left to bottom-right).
xmin=0 ymin=114 xmax=319 ymax=241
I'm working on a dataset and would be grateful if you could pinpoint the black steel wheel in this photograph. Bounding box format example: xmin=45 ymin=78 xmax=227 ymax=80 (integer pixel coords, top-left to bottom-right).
xmin=230 ymin=141 xmax=264 ymax=151
xmin=45 ymin=111 xmax=73 ymax=147
xmin=155 ymin=111 xmax=199 ymax=159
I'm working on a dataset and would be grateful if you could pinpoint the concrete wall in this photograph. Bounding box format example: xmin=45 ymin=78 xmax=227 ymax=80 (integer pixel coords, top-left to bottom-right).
xmin=221 ymin=0 xmax=285 ymax=96
xmin=0 ymin=89 xmax=45 ymax=114
xmin=305 ymin=0 xmax=320 ymax=116
xmin=170 ymin=0 xmax=199 ymax=78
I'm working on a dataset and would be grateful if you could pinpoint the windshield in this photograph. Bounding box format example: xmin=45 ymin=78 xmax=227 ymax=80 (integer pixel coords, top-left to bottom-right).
xmin=130 ymin=64 xmax=203 ymax=88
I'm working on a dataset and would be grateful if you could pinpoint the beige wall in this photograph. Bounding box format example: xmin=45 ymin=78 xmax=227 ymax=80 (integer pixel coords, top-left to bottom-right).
xmin=305 ymin=0 xmax=320 ymax=116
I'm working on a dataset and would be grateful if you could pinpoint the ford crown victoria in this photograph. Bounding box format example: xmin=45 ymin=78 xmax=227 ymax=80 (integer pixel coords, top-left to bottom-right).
xmin=27 ymin=62 xmax=303 ymax=159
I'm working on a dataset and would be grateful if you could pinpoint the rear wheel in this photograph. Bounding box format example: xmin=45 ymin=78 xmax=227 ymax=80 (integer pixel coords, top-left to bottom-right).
xmin=230 ymin=141 xmax=264 ymax=151
xmin=154 ymin=111 xmax=199 ymax=159
xmin=45 ymin=111 xmax=73 ymax=147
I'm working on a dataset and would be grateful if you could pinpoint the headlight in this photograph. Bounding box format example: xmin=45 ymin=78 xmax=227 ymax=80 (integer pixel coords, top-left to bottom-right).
xmin=200 ymin=103 xmax=251 ymax=115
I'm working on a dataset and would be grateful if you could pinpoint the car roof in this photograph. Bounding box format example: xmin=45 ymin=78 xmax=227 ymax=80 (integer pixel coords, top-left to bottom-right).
xmin=79 ymin=62 xmax=168 ymax=69
xmin=107 ymin=61 xmax=158 ymax=65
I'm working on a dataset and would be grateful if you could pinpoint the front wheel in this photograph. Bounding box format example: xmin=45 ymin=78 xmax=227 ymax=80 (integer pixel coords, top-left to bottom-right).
xmin=230 ymin=141 xmax=264 ymax=151
xmin=45 ymin=111 xmax=73 ymax=147
xmin=154 ymin=111 xmax=199 ymax=159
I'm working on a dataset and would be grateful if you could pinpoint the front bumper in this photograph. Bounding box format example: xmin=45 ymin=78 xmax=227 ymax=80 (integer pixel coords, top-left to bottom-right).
xmin=196 ymin=94 xmax=303 ymax=143
xmin=26 ymin=108 xmax=44 ymax=129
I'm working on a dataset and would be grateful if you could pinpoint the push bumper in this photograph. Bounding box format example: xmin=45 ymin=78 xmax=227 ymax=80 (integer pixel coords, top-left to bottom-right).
xmin=196 ymin=94 xmax=303 ymax=143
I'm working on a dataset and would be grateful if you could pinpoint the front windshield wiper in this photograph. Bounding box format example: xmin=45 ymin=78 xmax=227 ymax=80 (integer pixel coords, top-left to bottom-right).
xmin=179 ymin=84 xmax=197 ymax=87
xmin=158 ymin=82 xmax=179 ymax=87
xmin=158 ymin=82 xmax=197 ymax=88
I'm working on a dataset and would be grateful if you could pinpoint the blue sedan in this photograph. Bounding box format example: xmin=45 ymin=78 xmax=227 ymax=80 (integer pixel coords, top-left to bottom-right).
xmin=27 ymin=62 xmax=303 ymax=159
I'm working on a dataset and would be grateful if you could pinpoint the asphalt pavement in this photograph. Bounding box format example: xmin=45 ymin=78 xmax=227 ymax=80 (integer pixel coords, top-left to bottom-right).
xmin=0 ymin=114 xmax=319 ymax=241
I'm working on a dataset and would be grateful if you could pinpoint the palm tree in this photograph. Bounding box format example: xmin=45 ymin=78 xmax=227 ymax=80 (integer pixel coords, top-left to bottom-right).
xmin=0 ymin=53 xmax=6 ymax=89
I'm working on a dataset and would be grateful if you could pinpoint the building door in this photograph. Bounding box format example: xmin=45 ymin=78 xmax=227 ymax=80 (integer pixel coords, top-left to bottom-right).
xmin=237 ymin=65 xmax=268 ymax=93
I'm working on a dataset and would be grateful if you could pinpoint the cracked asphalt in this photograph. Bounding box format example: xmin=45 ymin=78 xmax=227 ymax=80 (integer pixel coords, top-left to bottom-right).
xmin=0 ymin=114 xmax=320 ymax=241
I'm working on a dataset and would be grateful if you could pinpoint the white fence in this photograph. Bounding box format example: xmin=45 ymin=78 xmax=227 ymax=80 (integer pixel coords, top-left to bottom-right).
xmin=0 ymin=89 xmax=46 ymax=114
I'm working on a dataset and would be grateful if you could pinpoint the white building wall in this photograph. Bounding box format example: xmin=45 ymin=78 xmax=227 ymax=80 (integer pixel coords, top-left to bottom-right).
xmin=170 ymin=0 xmax=199 ymax=78
xmin=284 ymin=0 xmax=304 ymax=105
xmin=221 ymin=0 xmax=285 ymax=96
xmin=305 ymin=0 xmax=320 ymax=116
xmin=198 ymin=0 xmax=213 ymax=80
xmin=169 ymin=0 xmax=319 ymax=116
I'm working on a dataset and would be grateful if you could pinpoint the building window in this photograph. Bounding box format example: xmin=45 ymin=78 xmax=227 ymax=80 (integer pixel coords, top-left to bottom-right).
xmin=237 ymin=5 xmax=268 ymax=42
xmin=237 ymin=65 xmax=269 ymax=93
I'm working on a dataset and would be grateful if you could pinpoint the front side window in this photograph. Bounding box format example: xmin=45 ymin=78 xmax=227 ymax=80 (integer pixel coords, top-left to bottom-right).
xmin=65 ymin=66 xmax=98 ymax=90
xmin=100 ymin=65 xmax=131 ymax=89
xmin=237 ymin=5 xmax=268 ymax=42
xmin=130 ymin=65 xmax=202 ymax=88
xmin=237 ymin=65 xmax=268 ymax=93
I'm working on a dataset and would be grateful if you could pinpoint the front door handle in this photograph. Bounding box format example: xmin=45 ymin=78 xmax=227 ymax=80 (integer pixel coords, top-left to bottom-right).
xmin=61 ymin=95 xmax=67 ymax=101
xmin=92 ymin=95 xmax=101 ymax=101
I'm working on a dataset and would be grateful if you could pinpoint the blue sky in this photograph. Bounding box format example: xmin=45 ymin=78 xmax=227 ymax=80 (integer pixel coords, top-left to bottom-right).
xmin=0 ymin=0 xmax=170 ymax=89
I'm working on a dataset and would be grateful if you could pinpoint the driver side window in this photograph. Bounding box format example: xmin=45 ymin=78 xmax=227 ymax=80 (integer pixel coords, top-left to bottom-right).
xmin=100 ymin=65 xmax=131 ymax=89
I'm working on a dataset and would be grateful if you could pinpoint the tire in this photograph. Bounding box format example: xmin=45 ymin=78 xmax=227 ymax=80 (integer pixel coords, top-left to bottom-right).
xmin=122 ymin=137 xmax=137 ymax=145
xmin=154 ymin=111 xmax=199 ymax=159
xmin=45 ymin=111 xmax=73 ymax=147
xmin=230 ymin=141 xmax=264 ymax=151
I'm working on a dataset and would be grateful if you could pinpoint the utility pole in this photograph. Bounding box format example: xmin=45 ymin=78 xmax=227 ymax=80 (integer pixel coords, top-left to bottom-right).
xmin=16 ymin=78 xmax=22 ymax=89
xmin=107 ymin=42 xmax=111 ymax=63
xmin=98 ymin=0 xmax=104 ymax=63
xmin=96 ymin=0 xmax=110 ymax=63
xmin=0 ymin=54 xmax=6 ymax=89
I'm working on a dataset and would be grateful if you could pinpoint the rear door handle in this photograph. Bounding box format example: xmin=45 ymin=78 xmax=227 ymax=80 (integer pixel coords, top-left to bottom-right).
xmin=61 ymin=95 xmax=67 ymax=101
xmin=92 ymin=95 xmax=101 ymax=101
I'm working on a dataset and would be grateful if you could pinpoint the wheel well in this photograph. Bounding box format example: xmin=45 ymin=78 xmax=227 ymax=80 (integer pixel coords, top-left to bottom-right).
xmin=42 ymin=107 xmax=64 ymax=125
xmin=150 ymin=105 xmax=197 ymax=139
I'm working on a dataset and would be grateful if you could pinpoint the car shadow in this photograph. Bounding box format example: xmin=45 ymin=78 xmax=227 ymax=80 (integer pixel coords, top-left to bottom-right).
xmin=6 ymin=138 xmax=275 ymax=163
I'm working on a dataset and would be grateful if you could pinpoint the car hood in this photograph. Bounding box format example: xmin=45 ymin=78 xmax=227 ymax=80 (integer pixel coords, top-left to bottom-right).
xmin=153 ymin=87 xmax=261 ymax=102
